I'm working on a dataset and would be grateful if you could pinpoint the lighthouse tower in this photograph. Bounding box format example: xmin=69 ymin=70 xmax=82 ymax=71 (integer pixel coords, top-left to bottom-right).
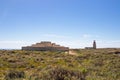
xmin=93 ymin=40 xmax=96 ymax=49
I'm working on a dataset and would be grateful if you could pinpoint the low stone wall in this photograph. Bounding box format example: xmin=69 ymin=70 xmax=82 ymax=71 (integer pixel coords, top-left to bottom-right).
xmin=85 ymin=47 xmax=93 ymax=49
xmin=22 ymin=47 xmax=69 ymax=51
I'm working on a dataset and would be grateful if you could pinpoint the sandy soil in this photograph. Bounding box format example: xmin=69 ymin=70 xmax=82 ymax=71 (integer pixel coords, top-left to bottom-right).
xmin=69 ymin=50 xmax=78 ymax=56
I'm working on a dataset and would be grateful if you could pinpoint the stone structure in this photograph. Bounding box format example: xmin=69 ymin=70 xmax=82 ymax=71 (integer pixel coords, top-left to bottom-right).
xmin=85 ymin=47 xmax=94 ymax=49
xmin=85 ymin=40 xmax=97 ymax=49
xmin=22 ymin=41 xmax=69 ymax=51
xmin=93 ymin=40 xmax=96 ymax=49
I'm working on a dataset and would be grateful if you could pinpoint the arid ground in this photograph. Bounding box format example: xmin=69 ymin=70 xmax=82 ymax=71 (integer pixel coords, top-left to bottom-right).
xmin=0 ymin=48 xmax=120 ymax=80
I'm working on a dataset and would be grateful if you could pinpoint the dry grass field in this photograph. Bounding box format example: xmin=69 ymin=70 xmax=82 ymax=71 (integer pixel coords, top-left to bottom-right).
xmin=0 ymin=48 xmax=120 ymax=80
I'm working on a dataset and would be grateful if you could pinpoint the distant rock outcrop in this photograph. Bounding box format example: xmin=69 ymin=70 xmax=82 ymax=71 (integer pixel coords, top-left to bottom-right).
xmin=22 ymin=41 xmax=69 ymax=51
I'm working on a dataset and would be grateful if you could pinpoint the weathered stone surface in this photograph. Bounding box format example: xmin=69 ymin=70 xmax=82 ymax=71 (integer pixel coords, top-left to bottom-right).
xmin=22 ymin=41 xmax=69 ymax=51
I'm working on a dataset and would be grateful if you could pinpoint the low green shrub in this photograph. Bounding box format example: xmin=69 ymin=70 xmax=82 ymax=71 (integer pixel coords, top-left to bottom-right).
xmin=37 ymin=66 xmax=87 ymax=80
xmin=5 ymin=70 xmax=25 ymax=80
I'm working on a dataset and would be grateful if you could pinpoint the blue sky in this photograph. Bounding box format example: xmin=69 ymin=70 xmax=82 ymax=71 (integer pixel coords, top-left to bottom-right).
xmin=0 ymin=0 xmax=120 ymax=49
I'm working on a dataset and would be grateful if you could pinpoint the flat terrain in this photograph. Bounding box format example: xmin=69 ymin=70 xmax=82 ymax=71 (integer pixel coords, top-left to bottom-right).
xmin=0 ymin=49 xmax=120 ymax=80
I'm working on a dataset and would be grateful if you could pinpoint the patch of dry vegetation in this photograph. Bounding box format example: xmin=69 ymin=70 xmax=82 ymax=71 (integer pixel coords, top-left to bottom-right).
xmin=0 ymin=49 xmax=120 ymax=80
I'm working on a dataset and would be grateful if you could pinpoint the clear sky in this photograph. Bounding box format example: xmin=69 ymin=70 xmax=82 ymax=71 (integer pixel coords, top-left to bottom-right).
xmin=0 ymin=0 xmax=120 ymax=49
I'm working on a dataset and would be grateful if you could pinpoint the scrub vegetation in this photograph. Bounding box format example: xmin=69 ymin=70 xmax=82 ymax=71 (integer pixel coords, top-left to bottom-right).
xmin=0 ymin=49 xmax=120 ymax=80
